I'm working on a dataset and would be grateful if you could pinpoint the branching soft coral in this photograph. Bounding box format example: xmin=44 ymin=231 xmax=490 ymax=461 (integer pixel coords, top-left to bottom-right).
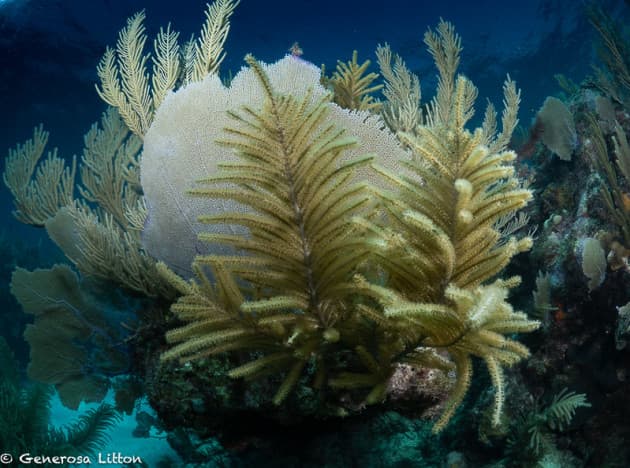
xmin=363 ymin=21 xmax=538 ymax=431
xmin=95 ymin=1 xmax=240 ymax=138
xmin=324 ymin=50 xmax=383 ymax=111
xmin=159 ymin=20 xmax=538 ymax=434
xmin=2 ymin=125 xmax=76 ymax=227
xmin=0 ymin=10 xmax=535 ymax=434
xmin=161 ymin=54 xmax=377 ymax=404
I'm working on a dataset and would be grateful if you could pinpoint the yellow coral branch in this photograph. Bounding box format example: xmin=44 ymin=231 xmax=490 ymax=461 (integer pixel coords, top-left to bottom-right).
xmin=3 ymin=125 xmax=75 ymax=226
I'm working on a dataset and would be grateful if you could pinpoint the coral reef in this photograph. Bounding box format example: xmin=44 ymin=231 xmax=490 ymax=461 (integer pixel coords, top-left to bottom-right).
xmin=11 ymin=0 xmax=630 ymax=466
xmin=156 ymin=20 xmax=538 ymax=436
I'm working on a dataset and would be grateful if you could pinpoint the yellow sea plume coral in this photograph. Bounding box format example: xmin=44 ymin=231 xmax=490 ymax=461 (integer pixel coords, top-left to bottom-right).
xmin=141 ymin=54 xmax=408 ymax=278
xmin=324 ymin=50 xmax=383 ymax=111
xmin=189 ymin=0 xmax=240 ymax=81
xmin=46 ymin=203 xmax=173 ymax=298
xmin=160 ymin=55 xmax=378 ymax=403
xmin=96 ymin=0 xmax=240 ymax=138
xmin=364 ymin=20 xmax=539 ymax=431
xmin=95 ymin=10 xmax=157 ymax=138
xmin=2 ymin=107 xmax=175 ymax=298
xmin=30 ymin=108 xmax=176 ymax=298
xmin=78 ymin=107 xmax=143 ymax=226
xmin=3 ymin=125 xmax=75 ymax=227
xmin=376 ymin=43 xmax=422 ymax=134
xmin=153 ymin=18 xmax=538 ymax=434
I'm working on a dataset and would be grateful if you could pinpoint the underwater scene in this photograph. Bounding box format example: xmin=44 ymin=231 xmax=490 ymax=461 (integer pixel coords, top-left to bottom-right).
xmin=2 ymin=0 xmax=630 ymax=466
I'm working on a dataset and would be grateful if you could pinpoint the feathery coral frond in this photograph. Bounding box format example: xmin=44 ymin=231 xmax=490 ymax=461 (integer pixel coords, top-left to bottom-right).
xmin=3 ymin=125 xmax=76 ymax=227
xmin=154 ymin=19 xmax=538 ymax=433
xmin=424 ymin=19 xmax=462 ymax=127
xmin=191 ymin=0 xmax=240 ymax=81
xmin=116 ymin=11 xmax=152 ymax=134
xmin=376 ymin=43 xmax=422 ymax=133
xmin=96 ymin=2 xmax=240 ymax=137
xmin=162 ymin=55 xmax=376 ymax=398
xmin=152 ymin=24 xmax=180 ymax=109
xmin=365 ymin=20 xmax=538 ymax=431
xmin=96 ymin=11 xmax=152 ymax=137
xmin=488 ymin=76 xmax=521 ymax=153
xmin=326 ymin=50 xmax=382 ymax=111
xmin=45 ymin=203 xmax=173 ymax=298
xmin=202 ymin=55 xmax=373 ymax=312
xmin=78 ymin=108 xmax=142 ymax=227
